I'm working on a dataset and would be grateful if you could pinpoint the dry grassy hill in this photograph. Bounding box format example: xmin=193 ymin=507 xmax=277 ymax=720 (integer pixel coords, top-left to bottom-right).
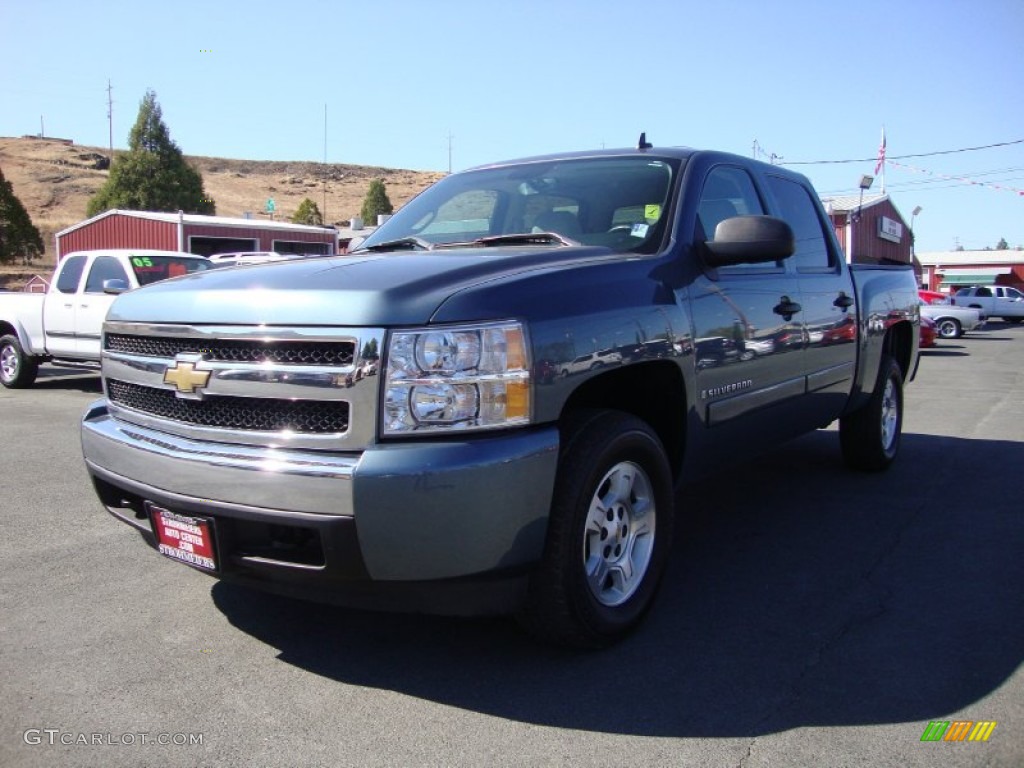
xmin=0 ymin=135 xmax=444 ymax=286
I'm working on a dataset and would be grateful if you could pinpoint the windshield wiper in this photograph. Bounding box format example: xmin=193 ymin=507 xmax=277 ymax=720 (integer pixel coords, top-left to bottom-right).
xmin=472 ymin=232 xmax=578 ymax=247
xmin=358 ymin=237 xmax=434 ymax=253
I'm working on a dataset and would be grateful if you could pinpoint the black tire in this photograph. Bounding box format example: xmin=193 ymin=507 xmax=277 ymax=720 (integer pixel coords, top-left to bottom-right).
xmin=0 ymin=334 xmax=39 ymax=389
xmin=935 ymin=318 xmax=961 ymax=339
xmin=840 ymin=355 xmax=903 ymax=472
xmin=518 ymin=409 xmax=674 ymax=648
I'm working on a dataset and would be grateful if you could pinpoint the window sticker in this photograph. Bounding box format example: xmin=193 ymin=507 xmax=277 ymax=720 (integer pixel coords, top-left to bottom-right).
xmin=644 ymin=204 xmax=662 ymax=222
xmin=631 ymin=223 xmax=650 ymax=238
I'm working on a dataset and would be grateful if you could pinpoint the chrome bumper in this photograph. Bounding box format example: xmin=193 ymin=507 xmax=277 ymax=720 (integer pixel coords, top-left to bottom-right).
xmin=81 ymin=400 xmax=560 ymax=582
xmin=81 ymin=400 xmax=358 ymax=516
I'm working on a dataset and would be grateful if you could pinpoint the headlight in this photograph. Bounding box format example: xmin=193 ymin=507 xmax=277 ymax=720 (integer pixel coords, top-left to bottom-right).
xmin=383 ymin=321 xmax=531 ymax=434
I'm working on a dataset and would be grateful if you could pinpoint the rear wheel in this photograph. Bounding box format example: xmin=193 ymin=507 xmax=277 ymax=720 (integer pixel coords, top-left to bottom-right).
xmin=935 ymin=318 xmax=961 ymax=339
xmin=519 ymin=410 xmax=674 ymax=648
xmin=0 ymin=334 xmax=39 ymax=389
xmin=840 ymin=355 xmax=903 ymax=471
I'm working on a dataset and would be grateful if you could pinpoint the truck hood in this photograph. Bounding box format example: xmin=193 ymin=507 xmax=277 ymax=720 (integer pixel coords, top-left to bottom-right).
xmin=106 ymin=245 xmax=622 ymax=327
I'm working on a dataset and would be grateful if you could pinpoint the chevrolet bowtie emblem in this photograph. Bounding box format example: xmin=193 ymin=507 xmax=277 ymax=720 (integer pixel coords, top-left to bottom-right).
xmin=164 ymin=361 xmax=211 ymax=394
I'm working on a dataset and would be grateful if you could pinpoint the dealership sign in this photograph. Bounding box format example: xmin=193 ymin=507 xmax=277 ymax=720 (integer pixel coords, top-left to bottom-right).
xmin=878 ymin=216 xmax=903 ymax=243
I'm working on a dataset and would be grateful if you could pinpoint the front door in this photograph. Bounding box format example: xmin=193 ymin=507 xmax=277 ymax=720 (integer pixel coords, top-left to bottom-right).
xmin=77 ymin=256 xmax=127 ymax=358
xmin=685 ymin=164 xmax=805 ymax=443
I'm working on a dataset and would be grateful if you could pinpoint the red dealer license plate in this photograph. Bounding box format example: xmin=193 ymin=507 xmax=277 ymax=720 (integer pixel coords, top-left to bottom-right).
xmin=147 ymin=503 xmax=218 ymax=571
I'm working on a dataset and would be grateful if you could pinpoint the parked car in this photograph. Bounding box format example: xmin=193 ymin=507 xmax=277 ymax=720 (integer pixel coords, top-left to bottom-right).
xmin=951 ymin=285 xmax=1024 ymax=322
xmin=919 ymin=300 xmax=985 ymax=339
xmin=0 ymin=250 xmax=211 ymax=388
xmin=919 ymin=315 xmax=937 ymax=348
xmin=918 ymin=289 xmax=950 ymax=305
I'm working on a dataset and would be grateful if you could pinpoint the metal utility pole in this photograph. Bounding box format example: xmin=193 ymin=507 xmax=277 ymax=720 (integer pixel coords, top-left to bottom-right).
xmin=323 ymin=103 xmax=328 ymax=222
xmin=107 ymin=80 xmax=114 ymax=156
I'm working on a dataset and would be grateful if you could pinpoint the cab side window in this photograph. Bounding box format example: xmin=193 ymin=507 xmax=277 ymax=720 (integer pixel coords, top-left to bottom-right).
xmin=55 ymin=255 xmax=88 ymax=294
xmin=766 ymin=176 xmax=835 ymax=270
xmin=698 ymin=167 xmax=768 ymax=270
xmin=975 ymin=287 xmax=992 ymax=298
xmin=84 ymin=256 xmax=129 ymax=293
xmin=697 ymin=166 xmax=764 ymax=242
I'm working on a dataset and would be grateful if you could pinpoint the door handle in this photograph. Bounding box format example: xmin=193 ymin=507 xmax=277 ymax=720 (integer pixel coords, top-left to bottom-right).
xmin=773 ymin=296 xmax=802 ymax=318
xmin=833 ymin=293 xmax=854 ymax=309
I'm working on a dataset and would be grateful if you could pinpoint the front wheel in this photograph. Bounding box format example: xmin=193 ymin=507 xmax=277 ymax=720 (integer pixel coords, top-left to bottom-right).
xmin=0 ymin=334 xmax=39 ymax=389
xmin=839 ymin=355 xmax=904 ymax=472
xmin=519 ymin=410 xmax=674 ymax=648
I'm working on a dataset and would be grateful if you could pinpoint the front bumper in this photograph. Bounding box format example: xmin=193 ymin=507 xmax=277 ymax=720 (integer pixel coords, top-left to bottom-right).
xmin=82 ymin=400 xmax=559 ymax=614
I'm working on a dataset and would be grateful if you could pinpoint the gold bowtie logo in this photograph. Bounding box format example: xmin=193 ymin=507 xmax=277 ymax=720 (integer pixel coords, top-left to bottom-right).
xmin=164 ymin=361 xmax=211 ymax=394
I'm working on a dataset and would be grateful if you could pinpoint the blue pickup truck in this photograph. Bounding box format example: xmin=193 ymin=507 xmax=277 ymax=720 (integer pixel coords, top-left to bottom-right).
xmin=81 ymin=143 xmax=920 ymax=647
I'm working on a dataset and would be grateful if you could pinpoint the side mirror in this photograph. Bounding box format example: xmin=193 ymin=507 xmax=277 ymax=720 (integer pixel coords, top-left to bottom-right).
xmin=102 ymin=278 xmax=129 ymax=295
xmin=703 ymin=215 xmax=795 ymax=267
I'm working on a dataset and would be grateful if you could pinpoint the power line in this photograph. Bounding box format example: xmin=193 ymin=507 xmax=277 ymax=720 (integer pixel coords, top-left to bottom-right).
xmin=783 ymin=139 xmax=1024 ymax=166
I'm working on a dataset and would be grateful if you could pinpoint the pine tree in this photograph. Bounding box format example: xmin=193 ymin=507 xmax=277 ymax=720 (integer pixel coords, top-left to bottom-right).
xmin=87 ymin=90 xmax=215 ymax=217
xmin=0 ymin=165 xmax=45 ymax=263
xmin=996 ymin=237 xmax=1008 ymax=250
xmin=360 ymin=179 xmax=393 ymax=225
xmin=292 ymin=198 xmax=324 ymax=226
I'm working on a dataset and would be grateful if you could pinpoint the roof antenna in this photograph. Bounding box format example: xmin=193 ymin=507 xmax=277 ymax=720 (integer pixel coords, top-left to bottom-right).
xmin=638 ymin=132 xmax=653 ymax=150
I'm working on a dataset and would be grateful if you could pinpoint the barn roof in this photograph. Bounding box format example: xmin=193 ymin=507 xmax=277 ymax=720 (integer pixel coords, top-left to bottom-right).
xmin=57 ymin=209 xmax=335 ymax=237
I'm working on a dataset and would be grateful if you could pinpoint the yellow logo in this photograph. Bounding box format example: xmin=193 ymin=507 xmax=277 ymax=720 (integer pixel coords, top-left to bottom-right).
xmin=164 ymin=361 xmax=211 ymax=394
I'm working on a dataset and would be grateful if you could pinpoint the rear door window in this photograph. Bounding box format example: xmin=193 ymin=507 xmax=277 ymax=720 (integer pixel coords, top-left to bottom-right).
xmin=56 ymin=255 xmax=88 ymax=294
xmin=766 ymin=175 xmax=836 ymax=271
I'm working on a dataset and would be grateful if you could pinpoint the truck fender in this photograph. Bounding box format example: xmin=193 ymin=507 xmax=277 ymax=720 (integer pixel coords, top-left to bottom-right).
xmin=0 ymin=317 xmax=38 ymax=357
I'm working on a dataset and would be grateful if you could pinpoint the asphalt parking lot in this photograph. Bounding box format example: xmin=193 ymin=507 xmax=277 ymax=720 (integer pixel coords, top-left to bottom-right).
xmin=1 ymin=324 xmax=1021 ymax=768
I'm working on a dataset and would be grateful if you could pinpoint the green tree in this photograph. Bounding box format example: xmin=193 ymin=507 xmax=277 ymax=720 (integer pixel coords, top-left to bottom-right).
xmin=87 ymin=90 xmax=215 ymax=217
xmin=292 ymin=198 xmax=324 ymax=226
xmin=996 ymin=237 xmax=1009 ymax=250
xmin=360 ymin=179 xmax=393 ymax=225
xmin=0 ymin=165 xmax=45 ymax=264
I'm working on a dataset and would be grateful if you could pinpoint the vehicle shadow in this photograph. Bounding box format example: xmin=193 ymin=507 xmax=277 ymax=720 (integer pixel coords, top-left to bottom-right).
xmin=212 ymin=431 xmax=1023 ymax=738
xmin=32 ymin=366 xmax=102 ymax=392
xmin=920 ymin=349 xmax=968 ymax=357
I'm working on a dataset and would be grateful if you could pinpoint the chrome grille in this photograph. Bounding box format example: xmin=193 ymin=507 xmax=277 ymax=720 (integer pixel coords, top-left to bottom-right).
xmin=105 ymin=333 xmax=355 ymax=366
xmin=107 ymin=379 xmax=350 ymax=434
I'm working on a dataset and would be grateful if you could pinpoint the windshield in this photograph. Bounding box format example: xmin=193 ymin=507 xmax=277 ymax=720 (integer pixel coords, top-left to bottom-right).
xmin=355 ymin=156 xmax=680 ymax=255
xmin=129 ymin=255 xmax=212 ymax=286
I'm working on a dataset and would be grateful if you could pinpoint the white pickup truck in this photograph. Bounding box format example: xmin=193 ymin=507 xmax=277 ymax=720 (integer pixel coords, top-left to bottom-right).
xmin=0 ymin=249 xmax=211 ymax=388
xmin=951 ymin=285 xmax=1024 ymax=322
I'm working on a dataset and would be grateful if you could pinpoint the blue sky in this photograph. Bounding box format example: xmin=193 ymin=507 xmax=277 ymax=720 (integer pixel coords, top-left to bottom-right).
xmin=2 ymin=0 xmax=1022 ymax=253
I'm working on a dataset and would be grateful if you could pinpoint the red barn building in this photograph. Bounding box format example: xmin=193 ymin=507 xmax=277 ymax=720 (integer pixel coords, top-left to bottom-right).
xmin=56 ymin=210 xmax=337 ymax=258
xmin=822 ymin=193 xmax=914 ymax=266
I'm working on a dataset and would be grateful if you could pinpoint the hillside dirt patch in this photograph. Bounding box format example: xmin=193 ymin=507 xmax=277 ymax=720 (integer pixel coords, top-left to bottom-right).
xmin=0 ymin=136 xmax=444 ymax=270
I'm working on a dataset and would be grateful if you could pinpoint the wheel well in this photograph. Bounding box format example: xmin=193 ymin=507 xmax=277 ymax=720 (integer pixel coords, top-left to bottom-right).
xmin=560 ymin=361 xmax=685 ymax=482
xmin=883 ymin=321 xmax=915 ymax=380
xmin=0 ymin=321 xmax=18 ymax=339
